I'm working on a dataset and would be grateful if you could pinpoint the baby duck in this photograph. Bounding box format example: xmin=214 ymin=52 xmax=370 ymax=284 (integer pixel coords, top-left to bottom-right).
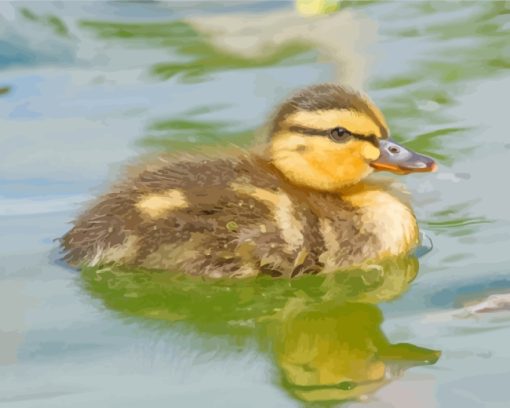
xmin=62 ymin=84 xmax=436 ymax=278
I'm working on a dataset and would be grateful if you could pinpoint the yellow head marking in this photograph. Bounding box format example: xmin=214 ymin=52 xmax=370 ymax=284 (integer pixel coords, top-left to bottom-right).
xmin=136 ymin=189 xmax=188 ymax=219
xmin=269 ymin=84 xmax=391 ymax=191
xmin=363 ymin=96 xmax=389 ymax=132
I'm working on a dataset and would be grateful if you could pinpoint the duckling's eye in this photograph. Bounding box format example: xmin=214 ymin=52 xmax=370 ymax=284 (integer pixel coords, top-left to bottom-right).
xmin=330 ymin=127 xmax=351 ymax=143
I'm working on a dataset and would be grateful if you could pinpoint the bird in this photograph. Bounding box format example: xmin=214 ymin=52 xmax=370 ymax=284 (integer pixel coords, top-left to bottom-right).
xmin=61 ymin=83 xmax=436 ymax=279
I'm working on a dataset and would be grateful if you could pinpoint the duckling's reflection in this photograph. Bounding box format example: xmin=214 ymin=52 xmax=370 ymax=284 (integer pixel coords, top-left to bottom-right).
xmin=271 ymin=300 xmax=439 ymax=403
xmin=81 ymin=255 xmax=440 ymax=404
xmin=262 ymin=257 xmax=439 ymax=403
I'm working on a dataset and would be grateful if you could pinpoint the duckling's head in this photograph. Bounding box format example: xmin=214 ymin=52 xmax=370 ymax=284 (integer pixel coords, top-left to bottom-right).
xmin=269 ymin=84 xmax=436 ymax=192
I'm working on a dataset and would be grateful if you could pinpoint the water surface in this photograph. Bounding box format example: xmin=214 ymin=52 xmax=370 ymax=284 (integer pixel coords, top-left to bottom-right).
xmin=1 ymin=1 xmax=510 ymax=407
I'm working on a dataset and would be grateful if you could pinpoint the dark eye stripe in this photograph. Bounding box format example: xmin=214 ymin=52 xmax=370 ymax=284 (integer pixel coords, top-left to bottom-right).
xmin=289 ymin=125 xmax=380 ymax=147
xmin=288 ymin=125 xmax=329 ymax=136
xmin=353 ymin=134 xmax=380 ymax=148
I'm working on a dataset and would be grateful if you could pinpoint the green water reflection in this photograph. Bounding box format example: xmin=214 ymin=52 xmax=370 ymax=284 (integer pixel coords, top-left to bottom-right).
xmin=20 ymin=7 xmax=70 ymax=37
xmin=143 ymin=114 xmax=253 ymax=151
xmin=274 ymin=302 xmax=439 ymax=403
xmin=80 ymin=19 xmax=314 ymax=82
xmin=82 ymin=256 xmax=439 ymax=403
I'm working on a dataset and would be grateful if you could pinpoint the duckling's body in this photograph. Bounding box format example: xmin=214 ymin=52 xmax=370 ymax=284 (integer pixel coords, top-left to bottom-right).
xmin=63 ymin=154 xmax=417 ymax=278
xmin=62 ymin=84 xmax=435 ymax=278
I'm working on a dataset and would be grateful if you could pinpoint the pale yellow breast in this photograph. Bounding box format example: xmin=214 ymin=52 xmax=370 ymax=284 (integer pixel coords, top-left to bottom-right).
xmin=342 ymin=187 xmax=419 ymax=257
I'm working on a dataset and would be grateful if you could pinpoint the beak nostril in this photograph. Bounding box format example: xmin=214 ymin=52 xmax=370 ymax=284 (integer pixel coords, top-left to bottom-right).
xmin=372 ymin=139 xmax=436 ymax=173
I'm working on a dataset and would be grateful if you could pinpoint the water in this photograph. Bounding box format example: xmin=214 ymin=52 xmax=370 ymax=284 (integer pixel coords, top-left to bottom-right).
xmin=1 ymin=1 xmax=509 ymax=406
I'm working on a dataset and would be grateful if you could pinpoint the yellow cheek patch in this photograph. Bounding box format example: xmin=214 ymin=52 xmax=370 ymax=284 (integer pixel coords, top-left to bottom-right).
xmin=360 ymin=143 xmax=380 ymax=161
xmin=136 ymin=189 xmax=188 ymax=219
xmin=306 ymin=147 xmax=368 ymax=182
xmin=284 ymin=109 xmax=383 ymax=138
xmin=304 ymin=139 xmax=369 ymax=173
xmin=271 ymin=134 xmax=373 ymax=191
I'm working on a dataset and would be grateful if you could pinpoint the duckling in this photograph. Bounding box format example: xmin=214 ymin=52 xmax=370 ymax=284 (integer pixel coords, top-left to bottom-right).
xmin=61 ymin=83 xmax=436 ymax=278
